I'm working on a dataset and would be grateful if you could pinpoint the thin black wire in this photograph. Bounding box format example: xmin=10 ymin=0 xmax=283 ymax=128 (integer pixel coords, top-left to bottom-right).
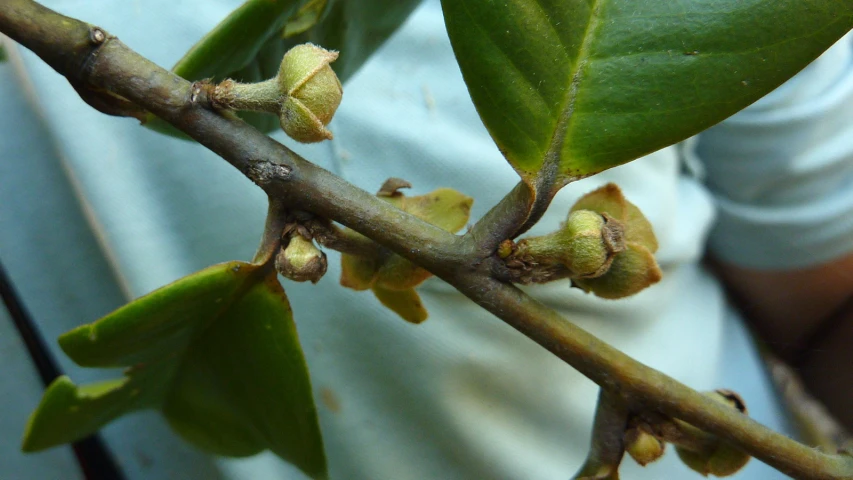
xmin=0 ymin=258 xmax=126 ymax=480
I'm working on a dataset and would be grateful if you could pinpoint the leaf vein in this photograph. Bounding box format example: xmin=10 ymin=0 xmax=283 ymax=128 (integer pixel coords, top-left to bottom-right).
xmin=542 ymin=0 xmax=605 ymax=181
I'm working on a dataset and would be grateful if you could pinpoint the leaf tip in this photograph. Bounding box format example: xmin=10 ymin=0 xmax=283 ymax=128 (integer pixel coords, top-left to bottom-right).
xmin=21 ymin=376 xmax=76 ymax=452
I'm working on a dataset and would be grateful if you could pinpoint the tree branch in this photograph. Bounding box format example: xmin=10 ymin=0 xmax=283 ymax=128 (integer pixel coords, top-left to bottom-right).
xmin=3 ymin=1 xmax=853 ymax=478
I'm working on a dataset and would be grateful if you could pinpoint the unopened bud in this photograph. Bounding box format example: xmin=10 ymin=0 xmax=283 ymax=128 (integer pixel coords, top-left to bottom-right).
xmin=672 ymin=391 xmax=751 ymax=477
xmin=562 ymin=210 xmax=617 ymax=278
xmin=275 ymin=235 xmax=327 ymax=283
xmin=568 ymin=184 xmax=661 ymax=299
xmin=209 ymin=43 xmax=342 ymax=143
xmin=278 ymin=43 xmax=342 ymax=143
xmin=675 ymin=443 xmax=751 ymax=478
xmin=497 ymin=239 xmax=514 ymax=259
xmin=625 ymin=426 xmax=665 ymax=466
xmin=573 ymin=243 xmax=662 ymax=299
xmin=504 ymin=184 xmax=661 ymax=298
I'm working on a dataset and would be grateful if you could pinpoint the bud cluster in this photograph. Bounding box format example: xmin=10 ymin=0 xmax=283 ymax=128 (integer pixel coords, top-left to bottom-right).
xmin=505 ymin=183 xmax=662 ymax=299
xmin=621 ymin=390 xmax=751 ymax=477
xmin=275 ymin=232 xmax=328 ymax=284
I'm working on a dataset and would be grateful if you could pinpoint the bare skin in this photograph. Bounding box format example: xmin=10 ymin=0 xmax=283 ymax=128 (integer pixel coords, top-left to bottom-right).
xmin=713 ymin=252 xmax=853 ymax=432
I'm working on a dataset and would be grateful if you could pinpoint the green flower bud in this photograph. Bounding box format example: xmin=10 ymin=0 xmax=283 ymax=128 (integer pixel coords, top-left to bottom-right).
xmin=569 ymin=184 xmax=662 ymax=299
xmin=209 ymin=43 xmax=342 ymax=143
xmin=562 ymin=210 xmax=613 ymax=278
xmin=275 ymin=235 xmax=327 ymax=283
xmin=278 ymin=43 xmax=342 ymax=143
xmin=675 ymin=443 xmax=750 ymax=478
xmin=672 ymin=391 xmax=751 ymax=477
xmin=573 ymin=243 xmax=662 ymax=299
xmin=624 ymin=425 xmax=666 ymax=466
xmin=497 ymin=239 xmax=514 ymax=259
xmin=509 ymin=211 xmax=615 ymax=275
xmin=502 ymin=183 xmax=661 ymax=298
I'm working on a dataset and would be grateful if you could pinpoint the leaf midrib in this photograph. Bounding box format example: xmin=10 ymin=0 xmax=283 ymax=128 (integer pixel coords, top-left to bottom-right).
xmin=542 ymin=0 xmax=605 ymax=181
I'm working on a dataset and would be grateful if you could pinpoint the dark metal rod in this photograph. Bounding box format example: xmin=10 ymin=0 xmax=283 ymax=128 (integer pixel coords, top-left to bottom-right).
xmin=0 ymin=259 xmax=126 ymax=480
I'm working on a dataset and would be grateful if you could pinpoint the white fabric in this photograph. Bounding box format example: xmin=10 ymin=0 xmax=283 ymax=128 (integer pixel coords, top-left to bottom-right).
xmin=2 ymin=1 xmax=850 ymax=479
xmin=693 ymin=36 xmax=853 ymax=269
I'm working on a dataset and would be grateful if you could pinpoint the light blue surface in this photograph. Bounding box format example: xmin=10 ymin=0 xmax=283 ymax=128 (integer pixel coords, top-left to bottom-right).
xmin=1 ymin=1 xmax=851 ymax=479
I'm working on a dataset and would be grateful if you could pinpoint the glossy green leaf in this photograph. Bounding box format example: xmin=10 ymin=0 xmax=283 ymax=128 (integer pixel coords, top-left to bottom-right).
xmin=442 ymin=0 xmax=853 ymax=191
xmin=287 ymin=0 xmax=422 ymax=83
xmin=23 ymin=261 xmax=326 ymax=479
xmin=147 ymin=0 xmax=421 ymax=138
xmin=58 ymin=262 xmax=254 ymax=368
xmin=173 ymin=1 xmax=304 ymax=82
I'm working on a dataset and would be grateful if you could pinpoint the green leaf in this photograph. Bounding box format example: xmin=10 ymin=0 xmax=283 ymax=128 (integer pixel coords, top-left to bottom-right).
xmin=442 ymin=0 xmax=853 ymax=192
xmin=21 ymin=369 xmax=172 ymax=453
xmin=288 ymin=0 xmax=422 ymax=83
xmin=145 ymin=0 xmax=303 ymax=137
xmin=173 ymin=0 xmax=303 ymax=81
xmin=0 ymin=45 xmax=7 ymax=63
xmin=23 ymin=261 xmax=326 ymax=479
xmin=147 ymin=0 xmax=421 ymax=138
xmin=284 ymin=0 xmax=328 ymax=39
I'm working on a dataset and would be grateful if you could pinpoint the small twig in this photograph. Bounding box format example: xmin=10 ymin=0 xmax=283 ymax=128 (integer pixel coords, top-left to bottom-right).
xmin=306 ymin=220 xmax=383 ymax=258
xmin=494 ymin=237 xmax=576 ymax=285
xmin=252 ymin=198 xmax=290 ymax=265
xmin=765 ymin=353 xmax=852 ymax=452
xmin=573 ymin=390 xmax=628 ymax=479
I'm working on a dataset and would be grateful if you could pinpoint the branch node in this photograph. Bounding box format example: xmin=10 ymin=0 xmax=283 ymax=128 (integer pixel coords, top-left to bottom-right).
xmin=247 ymin=160 xmax=293 ymax=187
xmin=190 ymin=81 xmax=206 ymax=105
xmin=88 ymin=27 xmax=106 ymax=45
